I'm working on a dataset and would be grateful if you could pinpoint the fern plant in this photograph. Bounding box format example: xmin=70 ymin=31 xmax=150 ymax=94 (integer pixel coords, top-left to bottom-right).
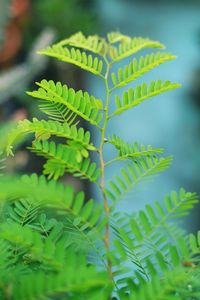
xmin=1 ymin=31 xmax=200 ymax=299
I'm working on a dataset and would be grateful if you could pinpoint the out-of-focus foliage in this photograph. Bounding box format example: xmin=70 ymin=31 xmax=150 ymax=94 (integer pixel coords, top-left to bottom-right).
xmin=0 ymin=29 xmax=55 ymax=104
xmin=0 ymin=0 xmax=97 ymax=176
xmin=2 ymin=31 xmax=199 ymax=299
xmin=124 ymin=0 xmax=200 ymax=2
xmin=0 ymin=0 xmax=11 ymax=45
xmin=24 ymin=0 xmax=97 ymax=48
xmin=0 ymin=0 xmax=97 ymax=103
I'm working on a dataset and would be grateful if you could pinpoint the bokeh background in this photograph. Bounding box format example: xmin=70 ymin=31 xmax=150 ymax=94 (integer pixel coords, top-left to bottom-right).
xmin=1 ymin=0 xmax=200 ymax=232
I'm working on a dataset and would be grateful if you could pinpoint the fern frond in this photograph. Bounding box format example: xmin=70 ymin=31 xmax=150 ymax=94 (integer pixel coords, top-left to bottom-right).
xmin=111 ymin=189 xmax=198 ymax=277
xmin=27 ymin=80 xmax=103 ymax=127
xmin=2 ymin=218 xmax=103 ymax=273
xmin=0 ymin=222 xmax=68 ymax=269
xmin=29 ymin=140 xmax=101 ymax=181
xmin=106 ymin=134 xmax=163 ymax=166
xmin=114 ymin=188 xmax=198 ymax=243
xmin=13 ymin=250 xmax=111 ymax=300
xmin=1 ymin=218 xmax=104 ymax=276
xmin=38 ymin=44 xmax=104 ymax=76
xmin=26 ymin=212 xmax=105 ymax=266
xmin=111 ymin=52 xmax=176 ymax=90
xmin=109 ymin=80 xmax=181 ymax=118
xmin=0 ymin=151 xmax=5 ymax=175
xmin=0 ymin=238 xmax=28 ymax=295
xmin=106 ymin=155 xmax=172 ymax=202
xmin=0 ymin=174 xmax=104 ymax=238
xmin=39 ymin=102 xmax=74 ymax=123
xmin=107 ymin=32 xmax=131 ymax=44
xmin=6 ymin=118 xmax=96 ymax=156
xmin=7 ymin=198 xmax=41 ymax=226
xmin=0 ymin=174 xmax=107 ymax=267
xmin=58 ymin=31 xmax=108 ymax=56
xmin=28 ymin=213 xmax=61 ymax=236
xmin=109 ymin=37 xmax=165 ymax=62
xmin=0 ymin=31 xmax=188 ymax=299
xmin=63 ymin=214 xmax=107 ymax=268
xmin=0 ymin=239 xmax=14 ymax=272
xmin=125 ymin=267 xmax=200 ymax=300
xmin=189 ymin=231 xmax=200 ymax=258
xmin=0 ymin=236 xmax=30 ymax=295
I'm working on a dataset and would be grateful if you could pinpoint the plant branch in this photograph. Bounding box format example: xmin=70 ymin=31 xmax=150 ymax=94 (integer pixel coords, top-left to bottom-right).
xmin=99 ymin=60 xmax=113 ymax=282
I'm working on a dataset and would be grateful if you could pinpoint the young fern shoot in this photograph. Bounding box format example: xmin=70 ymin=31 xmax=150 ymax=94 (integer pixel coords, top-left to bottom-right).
xmin=4 ymin=31 xmax=200 ymax=300
xmin=36 ymin=31 xmax=180 ymax=279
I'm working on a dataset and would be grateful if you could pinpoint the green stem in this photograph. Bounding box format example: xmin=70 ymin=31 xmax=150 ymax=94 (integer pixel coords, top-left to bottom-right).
xmin=99 ymin=62 xmax=113 ymax=281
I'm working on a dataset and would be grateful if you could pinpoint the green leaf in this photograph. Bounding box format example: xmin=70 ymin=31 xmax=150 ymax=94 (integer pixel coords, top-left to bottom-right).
xmin=13 ymin=250 xmax=111 ymax=300
xmin=106 ymin=134 xmax=163 ymax=165
xmin=6 ymin=118 xmax=97 ymax=156
xmin=29 ymin=140 xmax=101 ymax=182
xmin=109 ymin=80 xmax=181 ymax=118
xmin=106 ymin=155 xmax=173 ymax=202
xmin=58 ymin=32 xmax=108 ymax=56
xmin=0 ymin=174 xmax=104 ymax=239
xmin=38 ymin=44 xmax=104 ymax=76
xmin=7 ymin=198 xmax=40 ymax=226
xmin=111 ymin=52 xmax=176 ymax=90
xmin=107 ymin=32 xmax=131 ymax=44
xmin=27 ymin=80 xmax=103 ymax=127
xmin=109 ymin=37 xmax=165 ymax=62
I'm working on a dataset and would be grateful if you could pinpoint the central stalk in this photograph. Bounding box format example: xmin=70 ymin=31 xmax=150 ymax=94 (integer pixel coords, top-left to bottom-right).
xmin=99 ymin=62 xmax=112 ymax=281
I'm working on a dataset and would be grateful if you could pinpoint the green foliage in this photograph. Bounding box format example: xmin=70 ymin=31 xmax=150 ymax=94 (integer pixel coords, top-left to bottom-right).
xmin=30 ymin=140 xmax=100 ymax=181
xmin=58 ymin=32 xmax=107 ymax=56
xmin=0 ymin=151 xmax=5 ymax=176
xmin=7 ymin=198 xmax=41 ymax=226
xmin=38 ymin=46 xmax=104 ymax=76
xmin=1 ymin=31 xmax=199 ymax=299
xmin=124 ymin=267 xmax=200 ymax=300
xmin=108 ymin=134 xmax=164 ymax=159
xmin=106 ymin=155 xmax=173 ymax=202
xmin=6 ymin=118 xmax=96 ymax=156
xmin=111 ymin=52 xmax=176 ymax=90
xmin=13 ymin=251 xmax=111 ymax=300
xmin=111 ymin=189 xmax=198 ymax=276
xmin=110 ymin=80 xmax=181 ymax=118
xmin=32 ymin=0 xmax=96 ymax=40
xmin=0 ymin=0 xmax=11 ymax=45
xmin=27 ymin=79 xmax=103 ymax=126
xmin=108 ymin=36 xmax=165 ymax=62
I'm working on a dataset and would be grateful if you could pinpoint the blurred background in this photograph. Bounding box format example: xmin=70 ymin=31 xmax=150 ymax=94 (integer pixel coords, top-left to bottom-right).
xmin=0 ymin=0 xmax=200 ymax=232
